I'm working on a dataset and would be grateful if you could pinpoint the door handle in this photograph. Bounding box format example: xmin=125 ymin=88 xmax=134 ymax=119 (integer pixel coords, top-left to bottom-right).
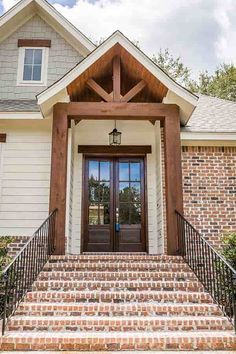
xmin=115 ymin=208 xmax=120 ymax=232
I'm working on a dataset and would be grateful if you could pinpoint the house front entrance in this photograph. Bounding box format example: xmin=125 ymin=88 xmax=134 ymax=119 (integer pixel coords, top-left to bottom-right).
xmin=82 ymin=156 xmax=147 ymax=252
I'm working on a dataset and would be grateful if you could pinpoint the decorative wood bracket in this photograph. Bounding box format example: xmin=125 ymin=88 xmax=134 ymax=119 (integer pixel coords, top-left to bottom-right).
xmin=86 ymin=78 xmax=112 ymax=102
xmin=121 ymin=80 xmax=146 ymax=102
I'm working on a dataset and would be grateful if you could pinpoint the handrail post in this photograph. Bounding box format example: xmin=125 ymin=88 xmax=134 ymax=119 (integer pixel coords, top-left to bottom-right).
xmin=175 ymin=209 xmax=236 ymax=333
xmin=0 ymin=209 xmax=57 ymax=335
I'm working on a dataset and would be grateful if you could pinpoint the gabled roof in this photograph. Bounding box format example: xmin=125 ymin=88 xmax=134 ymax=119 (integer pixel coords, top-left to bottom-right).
xmin=183 ymin=94 xmax=236 ymax=133
xmin=0 ymin=0 xmax=95 ymax=56
xmin=37 ymin=31 xmax=198 ymax=124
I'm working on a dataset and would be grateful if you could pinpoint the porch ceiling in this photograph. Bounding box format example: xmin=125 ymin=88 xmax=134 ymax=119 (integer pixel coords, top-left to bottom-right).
xmin=67 ymin=44 xmax=168 ymax=104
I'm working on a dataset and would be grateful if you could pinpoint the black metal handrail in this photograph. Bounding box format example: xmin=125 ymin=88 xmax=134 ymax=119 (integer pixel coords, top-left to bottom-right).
xmin=176 ymin=210 xmax=236 ymax=333
xmin=0 ymin=209 xmax=57 ymax=335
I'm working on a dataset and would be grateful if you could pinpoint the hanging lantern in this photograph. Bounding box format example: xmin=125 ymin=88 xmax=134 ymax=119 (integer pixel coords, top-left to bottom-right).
xmin=109 ymin=121 xmax=121 ymax=145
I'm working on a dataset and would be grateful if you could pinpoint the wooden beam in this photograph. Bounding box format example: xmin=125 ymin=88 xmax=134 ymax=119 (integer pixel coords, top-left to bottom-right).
xmin=86 ymin=78 xmax=112 ymax=102
xmin=164 ymin=108 xmax=183 ymax=255
xmin=18 ymin=39 xmax=51 ymax=47
xmin=49 ymin=104 xmax=69 ymax=255
xmin=78 ymin=145 xmax=152 ymax=155
xmin=113 ymin=55 xmax=121 ymax=102
xmin=65 ymin=102 xmax=178 ymax=120
xmin=0 ymin=133 xmax=6 ymax=143
xmin=121 ymin=80 xmax=146 ymax=102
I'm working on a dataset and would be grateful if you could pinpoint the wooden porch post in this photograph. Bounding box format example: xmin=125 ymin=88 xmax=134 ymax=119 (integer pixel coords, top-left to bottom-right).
xmin=164 ymin=107 xmax=183 ymax=255
xmin=49 ymin=103 xmax=68 ymax=255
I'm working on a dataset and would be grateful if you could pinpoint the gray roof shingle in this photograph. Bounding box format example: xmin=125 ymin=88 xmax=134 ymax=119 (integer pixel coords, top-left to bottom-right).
xmin=183 ymin=94 xmax=236 ymax=133
xmin=0 ymin=95 xmax=235 ymax=133
xmin=0 ymin=100 xmax=40 ymax=112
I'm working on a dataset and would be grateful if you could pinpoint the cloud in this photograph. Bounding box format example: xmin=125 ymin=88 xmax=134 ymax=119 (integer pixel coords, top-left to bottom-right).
xmin=1 ymin=0 xmax=236 ymax=77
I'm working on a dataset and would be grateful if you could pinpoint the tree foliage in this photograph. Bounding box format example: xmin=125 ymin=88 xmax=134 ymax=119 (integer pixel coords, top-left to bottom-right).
xmin=152 ymin=48 xmax=236 ymax=101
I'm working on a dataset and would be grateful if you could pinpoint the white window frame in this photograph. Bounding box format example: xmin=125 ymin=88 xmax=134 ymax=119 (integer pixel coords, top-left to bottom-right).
xmin=17 ymin=47 xmax=49 ymax=86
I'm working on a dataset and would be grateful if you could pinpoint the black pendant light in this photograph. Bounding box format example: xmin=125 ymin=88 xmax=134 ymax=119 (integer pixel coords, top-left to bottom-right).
xmin=109 ymin=120 xmax=121 ymax=145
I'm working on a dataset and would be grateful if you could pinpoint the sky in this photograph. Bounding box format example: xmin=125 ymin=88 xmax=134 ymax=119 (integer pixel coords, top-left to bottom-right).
xmin=0 ymin=0 xmax=236 ymax=78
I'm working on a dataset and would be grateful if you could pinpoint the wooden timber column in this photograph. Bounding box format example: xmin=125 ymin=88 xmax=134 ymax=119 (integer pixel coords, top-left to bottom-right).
xmin=164 ymin=107 xmax=183 ymax=255
xmin=50 ymin=103 xmax=69 ymax=254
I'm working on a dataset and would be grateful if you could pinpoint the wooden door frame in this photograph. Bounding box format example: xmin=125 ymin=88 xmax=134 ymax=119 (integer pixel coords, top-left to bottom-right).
xmin=80 ymin=153 xmax=148 ymax=253
xmin=50 ymin=102 xmax=183 ymax=255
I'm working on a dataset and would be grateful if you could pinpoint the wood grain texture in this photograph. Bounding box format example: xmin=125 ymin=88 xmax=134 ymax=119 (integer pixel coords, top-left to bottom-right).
xmin=78 ymin=145 xmax=152 ymax=154
xmin=164 ymin=107 xmax=183 ymax=255
xmin=0 ymin=133 xmax=6 ymax=143
xmin=18 ymin=39 xmax=51 ymax=47
xmin=86 ymin=78 xmax=112 ymax=102
xmin=49 ymin=104 xmax=68 ymax=255
xmin=121 ymin=80 xmax=146 ymax=102
xmin=113 ymin=55 xmax=121 ymax=102
xmin=67 ymin=102 xmax=177 ymax=120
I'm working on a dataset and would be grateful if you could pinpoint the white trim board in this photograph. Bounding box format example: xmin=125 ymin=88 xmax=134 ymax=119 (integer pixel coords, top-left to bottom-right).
xmin=0 ymin=112 xmax=43 ymax=119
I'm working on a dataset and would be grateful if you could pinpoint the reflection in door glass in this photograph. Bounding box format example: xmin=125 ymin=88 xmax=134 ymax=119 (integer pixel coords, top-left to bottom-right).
xmin=119 ymin=162 xmax=129 ymax=180
xmin=100 ymin=204 xmax=110 ymax=225
xmin=100 ymin=182 xmax=110 ymax=202
xmin=89 ymin=161 xmax=99 ymax=180
xmin=130 ymin=162 xmax=141 ymax=181
xmin=89 ymin=203 xmax=99 ymax=225
xmin=130 ymin=182 xmax=141 ymax=202
xmin=130 ymin=204 xmax=141 ymax=224
xmin=100 ymin=161 xmax=110 ymax=181
xmin=119 ymin=182 xmax=130 ymax=202
xmin=119 ymin=203 xmax=130 ymax=224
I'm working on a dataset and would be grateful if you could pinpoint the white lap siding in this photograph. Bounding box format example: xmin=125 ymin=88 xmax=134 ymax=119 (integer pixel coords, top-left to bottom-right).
xmin=0 ymin=120 xmax=52 ymax=236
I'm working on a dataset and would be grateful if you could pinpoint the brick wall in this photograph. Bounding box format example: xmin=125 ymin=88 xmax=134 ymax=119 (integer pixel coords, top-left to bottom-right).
xmin=6 ymin=236 xmax=29 ymax=258
xmin=182 ymin=146 xmax=236 ymax=248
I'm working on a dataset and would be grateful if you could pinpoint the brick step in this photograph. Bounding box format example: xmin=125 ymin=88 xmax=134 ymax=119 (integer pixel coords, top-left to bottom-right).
xmin=32 ymin=280 xmax=203 ymax=292
xmin=8 ymin=315 xmax=232 ymax=332
xmin=16 ymin=302 xmax=222 ymax=317
xmin=1 ymin=331 xmax=235 ymax=351
xmin=43 ymin=261 xmax=190 ymax=272
xmin=50 ymin=255 xmax=184 ymax=262
xmin=25 ymin=290 xmax=213 ymax=304
xmin=38 ymin=270 xmax=197 ymax=282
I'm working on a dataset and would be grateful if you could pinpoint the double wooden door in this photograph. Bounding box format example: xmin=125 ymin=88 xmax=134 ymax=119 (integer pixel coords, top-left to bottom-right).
xmin=83 ymin=156 xmax=146 ymax=252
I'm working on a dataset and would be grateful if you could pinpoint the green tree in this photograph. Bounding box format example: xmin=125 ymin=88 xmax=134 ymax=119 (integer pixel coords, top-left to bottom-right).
xmin=189 ymin=64 xmax=236 ymax=101
xmin=152 ymin=48 xmax=192 ymax=87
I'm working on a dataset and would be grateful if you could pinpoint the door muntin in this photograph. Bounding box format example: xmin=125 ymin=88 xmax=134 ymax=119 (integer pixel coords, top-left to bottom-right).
xmin=83 ymin=156 xmax=146 ymax=252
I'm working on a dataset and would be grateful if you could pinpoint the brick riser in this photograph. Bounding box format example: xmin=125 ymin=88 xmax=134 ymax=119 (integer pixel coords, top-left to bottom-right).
xmin=1 ymin=254 xmax=235 ymax=351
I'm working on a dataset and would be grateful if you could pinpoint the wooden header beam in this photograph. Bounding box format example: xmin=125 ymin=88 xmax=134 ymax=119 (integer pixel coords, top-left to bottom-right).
xmin=57 ymin=102 xmax=178 ymax=120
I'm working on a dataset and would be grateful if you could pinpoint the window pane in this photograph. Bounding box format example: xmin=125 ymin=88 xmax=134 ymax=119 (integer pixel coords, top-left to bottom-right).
xmin=119 ymin=162 xmax=129 ymax=181
xmin=33 ymin=65 xmax=42 ymax=81
xmin=130 ymin=204 xmax=141 ymax=224
xmin=23 ymin=65 xmax=32 ymax=80
xmin=89 ymin=181 xmax=99 ymax=202
xmin=100 ymin=182 xmax=110 ymax=202
xmin=100 ymin=161 xmax=110 ymax=181
xmin=130 ymin=182 xmax=141 ymax=202
xmin=130 ymin=162 xmax=140 ymax=181
xmin=89 ymin=204 xmax=99 ymax=225
xmin=119 ymin=203 xmax=129 ymax=224
xmin=34 ymin=49 xmax=43 ymax=65
xmin=24 ymin=49 xmax=34 ymax=64
xmin=99 ymin=204 xmax=110 ymax=225
xmin=119 ymin=182 xmax=130 ymax=202
xmin=89 ymin=161 xmax=99 ymax=181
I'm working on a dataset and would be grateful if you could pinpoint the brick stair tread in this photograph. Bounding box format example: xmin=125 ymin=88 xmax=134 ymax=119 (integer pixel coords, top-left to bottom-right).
xmin=3 ymin=330 xmax=236 ymax=338
xmin=10 ymin=314 xmax=229 ymax=321
xmin=50 ymin=255 xmax=183 ymax=261
xmin=38 ymin=271 xmax=197 ymax=281
xmin=2 ymin=352 xmax=235 ymax=354
xmin=25 ymin=290 xmax=213 ymax=303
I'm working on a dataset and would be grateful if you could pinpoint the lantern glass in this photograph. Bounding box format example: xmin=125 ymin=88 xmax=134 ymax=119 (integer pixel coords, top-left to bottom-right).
xmin=109 ymin=128 xmax=121 ymax=145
